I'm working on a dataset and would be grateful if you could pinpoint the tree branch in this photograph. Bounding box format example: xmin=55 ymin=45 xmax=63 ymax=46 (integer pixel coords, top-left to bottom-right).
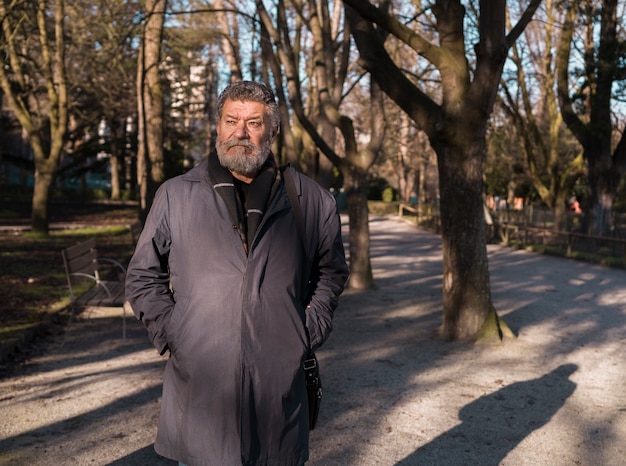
xmin=255 ymin=0 xmax=343 ymax=167
xmin=341 ymin=0 xmax=441 ymax=66
xmin=505 ymin=0 xmax=543 ymax=47
xmin=556 ymin=0 xmax=586 ymax=146
xmin=343 ymin=4 xmax=441 ymax=139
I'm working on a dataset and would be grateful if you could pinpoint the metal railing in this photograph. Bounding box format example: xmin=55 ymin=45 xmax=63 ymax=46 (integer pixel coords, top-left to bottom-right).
xmin=398 ymin=202 xmax=626 ymax=267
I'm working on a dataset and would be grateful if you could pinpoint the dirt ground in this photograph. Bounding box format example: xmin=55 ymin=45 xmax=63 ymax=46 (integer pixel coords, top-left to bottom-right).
xmin=1 ymin=216 xmax=625 ymax=465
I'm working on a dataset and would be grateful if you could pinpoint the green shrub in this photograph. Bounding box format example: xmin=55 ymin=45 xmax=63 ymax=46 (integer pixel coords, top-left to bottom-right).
xmin=382 ymin=187 xmax=396 ymax=202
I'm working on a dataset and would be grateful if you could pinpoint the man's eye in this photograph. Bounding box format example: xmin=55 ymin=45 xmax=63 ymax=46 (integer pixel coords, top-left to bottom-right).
xmin=248 ymin=121 xmax=261 ymax=128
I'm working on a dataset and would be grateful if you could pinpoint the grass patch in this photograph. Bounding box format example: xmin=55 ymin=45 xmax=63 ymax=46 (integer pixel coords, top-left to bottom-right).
xmin=0 ymin=209 xmax=21 ymax=219
xmin=510 ymin=242 xmax=626 ymax=269
xmin=50 ymin=225 xmax=129 ymax=237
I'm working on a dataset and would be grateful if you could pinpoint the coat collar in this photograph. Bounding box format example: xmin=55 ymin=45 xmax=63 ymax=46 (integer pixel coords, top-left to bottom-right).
xmin=180 ymin=158 xmax=210 ymax=183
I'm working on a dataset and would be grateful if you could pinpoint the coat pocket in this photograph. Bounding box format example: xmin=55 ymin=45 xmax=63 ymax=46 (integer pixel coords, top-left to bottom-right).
xmin=166 ymin=295 xmax=189 ymax=355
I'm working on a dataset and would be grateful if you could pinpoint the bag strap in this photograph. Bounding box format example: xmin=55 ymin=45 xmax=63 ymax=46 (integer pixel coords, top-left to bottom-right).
xmin=282 ymin=165 xmax=317 ymax=359
xmin=282 ymin=165 xmax=308 ymax=257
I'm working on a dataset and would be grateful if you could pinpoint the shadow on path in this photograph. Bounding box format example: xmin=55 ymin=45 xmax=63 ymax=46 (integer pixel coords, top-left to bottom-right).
xmin=0 ymin=381 xmax=163 ymax=460
xmin=395 ymin=364 xmax=578 ymax=465
xmin=106 ymin=445 xmax=175 ymax=465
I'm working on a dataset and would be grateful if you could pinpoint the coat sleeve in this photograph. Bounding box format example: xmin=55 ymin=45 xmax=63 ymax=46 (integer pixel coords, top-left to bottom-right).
xmin=304 ymin=189 xmax=349 ymax=351
xmin=125 ymin=185 xmax=175 ymax=355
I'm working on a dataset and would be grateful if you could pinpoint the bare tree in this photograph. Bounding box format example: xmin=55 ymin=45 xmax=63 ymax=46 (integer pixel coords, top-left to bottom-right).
xmin=65 ymin=0 xmax=140 ymax=201
xmin=377 ymin=107 xmax=436 ymax=204
xmin=499 ymin=0 xmax=585 ymax=230
xmin=0 ymin=0 xmax=69 ymax=234
xmin=557 ymin=0 xmax=626 ymax=236
xmin=137 ymin=0 xmax=167 ymax=216
xmin=343 ymin=0 xmax=541 ymax=341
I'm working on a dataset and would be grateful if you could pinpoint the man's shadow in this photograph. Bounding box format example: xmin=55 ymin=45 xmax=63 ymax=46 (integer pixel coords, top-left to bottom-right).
xmin=396 ymin=364 xmax=578 ymax=466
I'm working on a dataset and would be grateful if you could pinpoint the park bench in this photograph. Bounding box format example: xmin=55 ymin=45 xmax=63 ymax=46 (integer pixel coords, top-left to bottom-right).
xmin=61 ymin=221 xmax=142 ymax=339
xmin=61 ymin=237 xmax=127 ymax=308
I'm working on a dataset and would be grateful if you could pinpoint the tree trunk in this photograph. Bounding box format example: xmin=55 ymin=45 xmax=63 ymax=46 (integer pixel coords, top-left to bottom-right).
xmin=136 ymin=40 xmax=149 ymax=214
xmin=109 ymin=118 xmax=122 ymax=200
xmin=137 ymin=0 xmax=166 ymax=218
xmin=437 ymin=133 xmax=491 ymax=338
xmin=586 ymin=160 xmax=620 ymax=235
xmin=31 ymin=166 xmax=55 ymax=235
xmin=417 ymin=159 xmax=427 ymax=205
xmin=344 ymin=167 xmax=373 ymax=289
xmin=144 ymin=0 xmax=166 ymax=196
xmin=554 ymin=191 xmax=569 ymax=231
xmin=397 ymin=112 xmax=410 ymax=201
xmin=214 ymin=0 xmax=242 ymax=82
xmin=314 ymin=118 xmax=337 ymax=189
xmin=110 ymin=154 xmax=121 ymax=200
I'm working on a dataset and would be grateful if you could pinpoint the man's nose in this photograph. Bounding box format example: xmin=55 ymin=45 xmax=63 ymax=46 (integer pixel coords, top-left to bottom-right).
xmin=234 ymin=121 xmax=249 ymax=139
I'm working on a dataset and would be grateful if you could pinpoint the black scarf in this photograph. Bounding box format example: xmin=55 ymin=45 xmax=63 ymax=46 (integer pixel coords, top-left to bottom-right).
xmin=208 ymin=150 xmax=277 ymax=253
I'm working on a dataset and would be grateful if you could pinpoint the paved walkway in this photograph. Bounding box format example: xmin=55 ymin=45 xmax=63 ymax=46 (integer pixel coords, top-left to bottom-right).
xmin=1 ymin=216 xmax=625 ymax=465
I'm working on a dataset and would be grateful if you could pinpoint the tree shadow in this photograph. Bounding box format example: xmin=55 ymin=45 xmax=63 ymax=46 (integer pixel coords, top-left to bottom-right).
xmin=0 ymin=381 xmax=164 ymax=463
xmin=0 ymin=312 xmax=167 ymax=464
xmin=486 ymin=244 xmax=626 ymax=353
xmin=395 ymin=364 xmax=578 ymax=465
xmin=308 ymin=218 xmax=624 ymax=465
xmin=106 ymin=444 xmax=175 ymax=465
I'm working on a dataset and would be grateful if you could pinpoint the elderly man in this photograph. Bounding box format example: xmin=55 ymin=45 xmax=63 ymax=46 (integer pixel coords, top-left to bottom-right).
xmin=126 ymin=80 xmax=349 ymax=466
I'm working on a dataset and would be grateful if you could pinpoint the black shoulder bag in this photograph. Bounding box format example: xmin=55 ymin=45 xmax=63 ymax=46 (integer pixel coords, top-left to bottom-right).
xmin=282 ymin=166 xmax=322 ymax=431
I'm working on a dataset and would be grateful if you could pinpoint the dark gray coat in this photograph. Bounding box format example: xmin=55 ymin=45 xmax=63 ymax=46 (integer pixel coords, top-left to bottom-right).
xmin=125 ymin=160 xmax=348 ymax=466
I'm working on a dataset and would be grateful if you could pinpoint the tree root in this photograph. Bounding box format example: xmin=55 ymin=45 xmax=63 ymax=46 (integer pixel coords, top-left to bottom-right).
xmin=476 ymin=305 xmax=516 ymax=345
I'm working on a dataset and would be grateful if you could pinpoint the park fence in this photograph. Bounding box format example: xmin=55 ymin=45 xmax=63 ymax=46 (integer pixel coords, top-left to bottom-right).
xmin=397 ymin=202 xmax=626 ymax=268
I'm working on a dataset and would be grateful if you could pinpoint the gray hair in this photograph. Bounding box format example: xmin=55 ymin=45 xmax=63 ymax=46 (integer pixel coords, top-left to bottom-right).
xmin=216 ymin=81 xmax=280 ymax=130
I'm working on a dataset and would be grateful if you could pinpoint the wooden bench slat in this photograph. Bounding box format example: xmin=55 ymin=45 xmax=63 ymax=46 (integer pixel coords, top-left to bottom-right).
xmin=67 ymin=255 xmax=99 ymax=276
xmin=62 ymin=238 xmax=99 ymax=276
xmin=63 ymin=237 xmax=97 ymax=256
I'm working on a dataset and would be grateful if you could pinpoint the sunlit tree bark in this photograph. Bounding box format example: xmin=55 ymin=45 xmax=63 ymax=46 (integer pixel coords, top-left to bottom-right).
xmin=137 ymin=0 xmax=167 ymax=216
xmin=214 ymin=0 xmax=243 ymax=82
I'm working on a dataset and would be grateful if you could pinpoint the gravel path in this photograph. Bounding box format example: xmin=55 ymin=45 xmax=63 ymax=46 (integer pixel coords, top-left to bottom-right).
xmin=1 ymin=216 xmax=625 ymax=465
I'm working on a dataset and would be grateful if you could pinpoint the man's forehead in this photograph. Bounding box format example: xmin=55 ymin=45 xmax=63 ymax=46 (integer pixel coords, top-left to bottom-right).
xmin=223 ymin=99 xmax=267 ymax=117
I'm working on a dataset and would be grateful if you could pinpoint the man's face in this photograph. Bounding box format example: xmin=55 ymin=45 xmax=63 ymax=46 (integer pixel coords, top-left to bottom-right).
xmin=216 ymin=99 xmax=278 ymax=180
